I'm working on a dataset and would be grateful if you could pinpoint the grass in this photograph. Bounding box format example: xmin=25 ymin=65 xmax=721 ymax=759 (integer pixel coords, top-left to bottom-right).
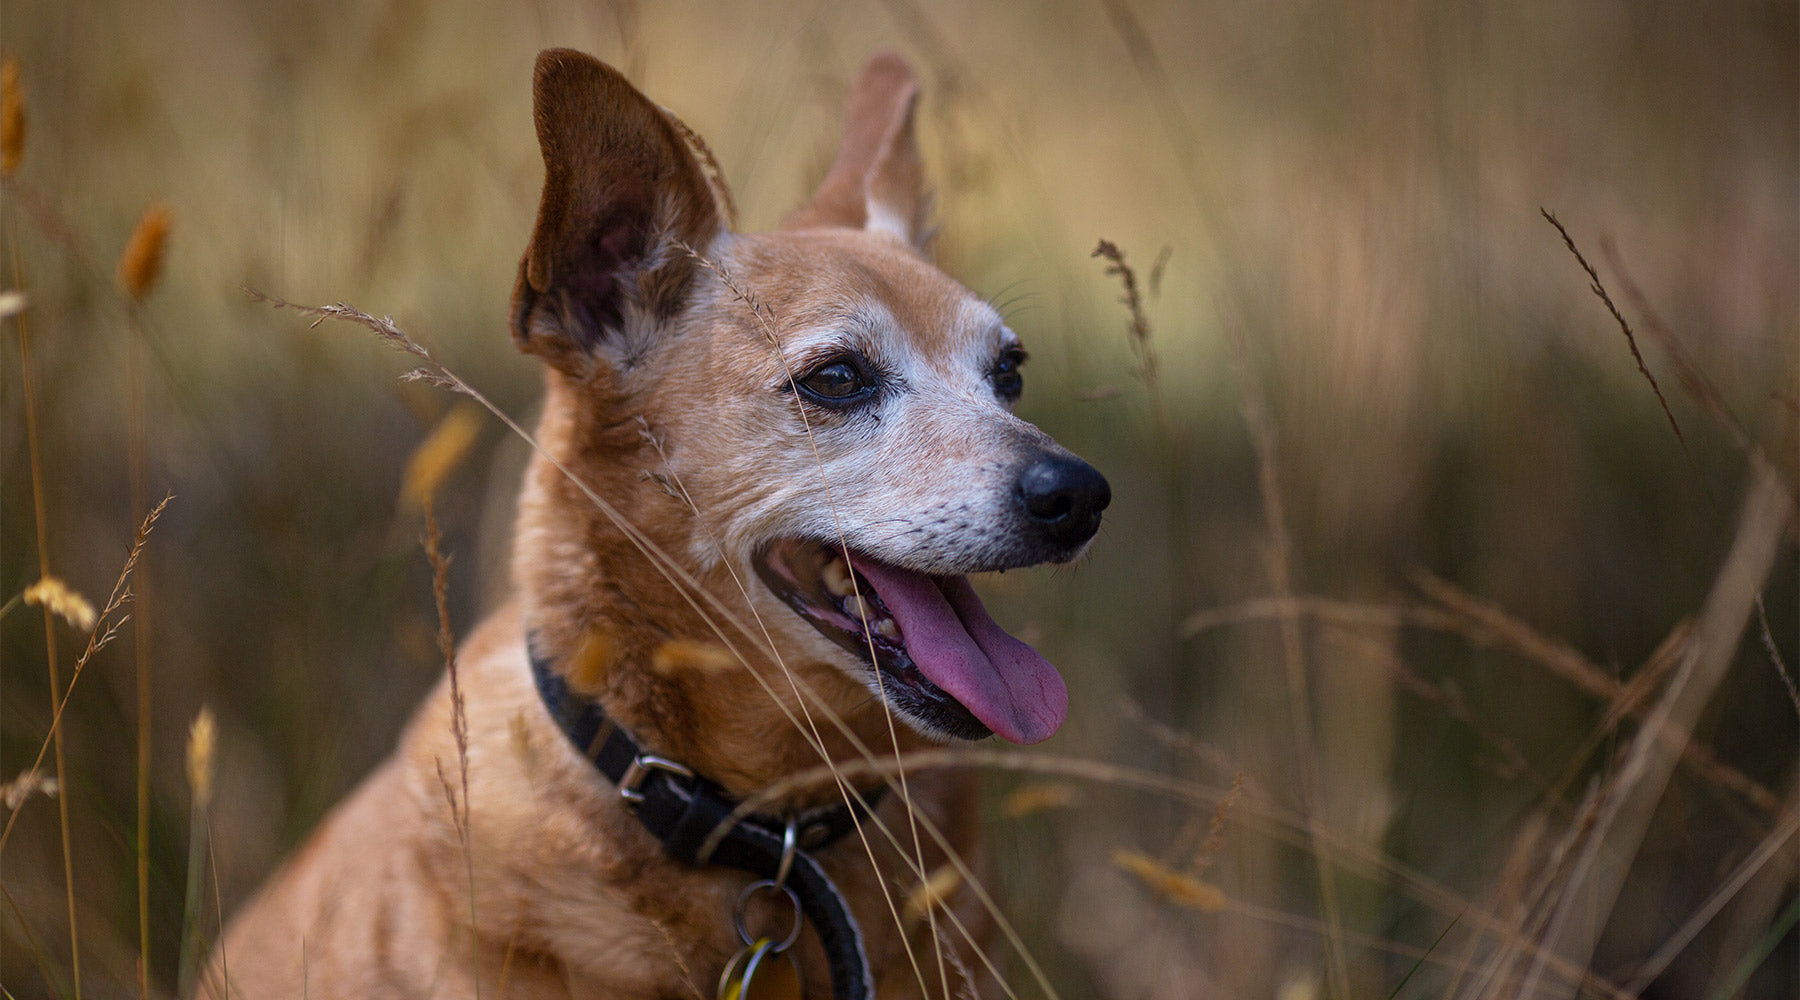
xmin=0 ymin=0 xmax=1796 ymax=997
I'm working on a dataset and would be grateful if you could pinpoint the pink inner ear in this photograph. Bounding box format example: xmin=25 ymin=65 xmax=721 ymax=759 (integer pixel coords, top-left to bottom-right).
xmin=598 ymin=224 xmax=637 ymax=261
xmin=550 ymin=214 xmax=647 ymax=343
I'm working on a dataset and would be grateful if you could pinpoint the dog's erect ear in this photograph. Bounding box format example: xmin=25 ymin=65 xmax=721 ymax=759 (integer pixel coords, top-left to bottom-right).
xmin=510 ymin=49 xmax=724 ymax=370
xmin=783 ymin=50 xmax=929 ymax=246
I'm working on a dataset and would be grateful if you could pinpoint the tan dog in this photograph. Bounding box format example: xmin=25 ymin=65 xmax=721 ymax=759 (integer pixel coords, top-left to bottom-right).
xmin=210 ymin=48 xmax=1108 ymax=999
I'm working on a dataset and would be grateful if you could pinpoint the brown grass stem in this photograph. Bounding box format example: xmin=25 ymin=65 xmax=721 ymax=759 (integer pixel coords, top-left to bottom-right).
xmin=124 ymin=285 xmax=156 ymax=1000
xmin=1223 ymin=316 xmax=1352 ymax=998
xmin=1094 ymin=0 xmax=1214 ymax=218
xmin=745 ymin=746 xmax=1638 ymax=1000
xmin=1090 ymin=240 xmax=1162 ymax=409
xmin=10 ymin=239 xmax=81 ymax=998
xmin=1 ymin=880 xmax=65 ymax=996
xmin=1408 ymin=570 xmax=1782 ymax=817
xmin=1621 ymin=807 xmax=1800 ymax=995
xmin=1541 ymin=209 xmax=1692 ymax=466
xmin=1590 ymin=235 xmax=1798 ymax=724
xmin=423 ymin=500 xmax=482 ymax=998
xmin=0 ymin=492 xmax=171 ymax=862
xmin=1596 ymin=237 xmax=1755 ymax=452
xmin=1518 ymin=457 xmax=1794 ymax=999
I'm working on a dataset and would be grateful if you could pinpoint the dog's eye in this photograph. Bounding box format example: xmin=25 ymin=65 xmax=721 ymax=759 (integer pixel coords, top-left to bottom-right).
xmin=798 ymin=358 xmax=874 ymax=404
xmin=991 ymin=346 xmax=1026 ymax=401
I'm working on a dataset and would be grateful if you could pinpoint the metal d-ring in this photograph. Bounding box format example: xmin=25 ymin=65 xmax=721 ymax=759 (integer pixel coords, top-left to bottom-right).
xmin=734 ymin=879 xmax=803 ymax=953
xmin=774 ymin=815 xmax=798 ymax=888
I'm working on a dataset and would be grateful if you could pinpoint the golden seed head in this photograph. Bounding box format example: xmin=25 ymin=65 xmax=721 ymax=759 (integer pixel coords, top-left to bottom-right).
xmin=186 ymin=707 xmax=217 ymax=810
xmin=1001 ymin=782 xmax=1078 ymax=818
xmin=1 ymin=59 xmax=24 ymax=177
xmin=903 ymin=864 xmax=963 ymax=923
xmin=400 ymin=403 xmax=483 ymax=512
xmin=117 ymin=202 xmax=173 ymax=300
xmin=1111 ymin=849 xmax=1227 ymax=912
xmin=23 ymin=576 xmax=97 ymax=633
xmin=564 ymin=628 xmax=618 ymax=696
xmin=650 ymin=639 xmax=739 ymax=676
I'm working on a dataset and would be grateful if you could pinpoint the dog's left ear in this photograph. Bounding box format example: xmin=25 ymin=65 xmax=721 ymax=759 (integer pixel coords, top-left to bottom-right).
xmin=783 ymin=49 xmax=929 ymax=247
xmin=511 ymin=49 xmax=724 ymax=372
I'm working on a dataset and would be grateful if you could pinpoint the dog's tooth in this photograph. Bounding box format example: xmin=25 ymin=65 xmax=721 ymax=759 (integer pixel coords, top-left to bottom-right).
xmin=822 ymin=558 xmax=854 ymax=598
xmin=844 ymin=594 xmax=874 ymax=622
xmin=873 ymin=619 xmax=901 ymax=642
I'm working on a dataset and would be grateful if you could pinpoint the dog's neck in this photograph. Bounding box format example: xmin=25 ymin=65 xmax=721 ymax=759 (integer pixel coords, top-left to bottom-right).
xmin=511 ymin=370 xmax=928 ymax=806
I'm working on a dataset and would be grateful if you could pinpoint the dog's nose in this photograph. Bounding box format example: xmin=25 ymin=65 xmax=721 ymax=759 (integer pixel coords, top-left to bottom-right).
xmin=1016 ymin=454 xmax=1110 ymax=547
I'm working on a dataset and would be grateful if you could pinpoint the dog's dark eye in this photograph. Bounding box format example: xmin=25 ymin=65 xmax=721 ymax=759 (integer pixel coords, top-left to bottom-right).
xmin=991 ymin=346 xmax=1026 ymax=401
xmin=798 ymin=358 xmax=874 ymax=405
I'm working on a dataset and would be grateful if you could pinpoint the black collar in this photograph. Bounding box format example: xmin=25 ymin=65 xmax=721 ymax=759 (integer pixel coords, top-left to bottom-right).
xmin=528 ymin=634 xmax=879 ymax=1000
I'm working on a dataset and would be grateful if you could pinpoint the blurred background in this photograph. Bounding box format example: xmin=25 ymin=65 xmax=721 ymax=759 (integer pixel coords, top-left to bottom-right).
xmin=0 ymin=0 xmax=1794 ymax=997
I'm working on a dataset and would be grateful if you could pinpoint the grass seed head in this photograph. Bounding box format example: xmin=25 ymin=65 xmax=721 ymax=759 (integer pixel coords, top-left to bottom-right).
xmin=651 ymin=639 xmax=739 ymax=676
xmin=0 ymin=769 xmax=58 ymax=810
xmin=1001 ymin=782 xmax=1078 ymax=818
xmin=565 ymin=627 xmax=619 ymax=695
xmin=1 ymin=58 xmax=23 ymax=176
xmin=400 ymin=403 xmax=483 ymax=511
xmin=1112 ymin=849 xmax=1227 ymax=911
xmin=186 ymin=707 xmax=217 ymax=811
xmin=903 ymin=863 xmax=964 ymax=923
xmin=117 ymin=202 xmax=173 ymax=300
xmin=24 ymin=576 xmax=98 ymax=633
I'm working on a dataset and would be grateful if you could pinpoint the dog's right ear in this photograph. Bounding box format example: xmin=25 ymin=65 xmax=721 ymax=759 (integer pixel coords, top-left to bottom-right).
xmin=510 ymin=50 xmax=723 ymax=373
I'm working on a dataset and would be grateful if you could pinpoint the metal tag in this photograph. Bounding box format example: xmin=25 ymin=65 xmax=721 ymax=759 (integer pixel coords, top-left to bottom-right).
xmin=718 ymin=937 xmax=803 ymax=1000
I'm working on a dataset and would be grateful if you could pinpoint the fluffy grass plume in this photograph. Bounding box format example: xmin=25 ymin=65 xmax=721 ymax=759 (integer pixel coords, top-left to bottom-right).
xmin=23 ymin=576 xmax=98 ymax=633
xmin=0 ymin=769 xmax=59 ymax=811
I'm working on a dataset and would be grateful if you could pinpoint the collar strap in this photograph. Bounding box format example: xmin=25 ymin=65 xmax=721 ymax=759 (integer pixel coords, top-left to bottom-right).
xmin=528 ymin=635 xmax=877 ymax=1000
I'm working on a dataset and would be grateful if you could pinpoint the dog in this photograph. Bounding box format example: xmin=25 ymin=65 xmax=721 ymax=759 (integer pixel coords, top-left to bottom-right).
xmin=209 ymin=47 xmax=1108 ymax=999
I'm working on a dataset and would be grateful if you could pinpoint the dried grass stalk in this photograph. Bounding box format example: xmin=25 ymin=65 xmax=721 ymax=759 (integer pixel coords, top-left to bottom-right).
xmin=1518 ymin=458 xmax=1794 ymax=999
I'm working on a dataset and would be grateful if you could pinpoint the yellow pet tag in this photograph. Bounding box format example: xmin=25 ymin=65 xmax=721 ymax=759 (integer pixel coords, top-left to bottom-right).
xmin=717 ymin=937 xmax=803 ymax=1000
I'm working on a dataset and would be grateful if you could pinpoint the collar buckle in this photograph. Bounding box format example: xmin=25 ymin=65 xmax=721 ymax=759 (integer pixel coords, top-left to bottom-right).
xmin=617 ymin=753 xmax=695 ymax=805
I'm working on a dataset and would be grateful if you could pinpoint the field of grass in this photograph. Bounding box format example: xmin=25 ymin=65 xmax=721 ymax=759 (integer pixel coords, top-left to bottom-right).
xmin=0 ymin=1 xmax=1795 ymax=997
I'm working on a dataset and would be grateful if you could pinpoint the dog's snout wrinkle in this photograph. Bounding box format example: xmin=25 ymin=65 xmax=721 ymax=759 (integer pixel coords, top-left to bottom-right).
xmin=1016 ymin=453 xmax=1110 ymax=548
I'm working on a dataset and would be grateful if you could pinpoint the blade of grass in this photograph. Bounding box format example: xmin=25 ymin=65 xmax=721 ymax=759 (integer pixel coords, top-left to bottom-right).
xmin=11 ymin=260 xmax=80 ymax=1000
xmin=1519 ymin=458 xmax=1794 ymax=999
xmin=423 ymin=500 xmax=481 ymax=998
xmin=1224 ymin=313 xmax=1352 ymax=999
xmin=1389 ymin=912 xmax=1460 ymax=999
xmin=1703 ymin=895 xmax=1800 ymax=1000
xmin=1621 ymin=807 xmax=1800 ymax=995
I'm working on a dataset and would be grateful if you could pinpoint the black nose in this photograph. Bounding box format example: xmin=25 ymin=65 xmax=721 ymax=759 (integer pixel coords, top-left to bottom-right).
xmin=1016 ymin=454 xmax=1111 ymax=548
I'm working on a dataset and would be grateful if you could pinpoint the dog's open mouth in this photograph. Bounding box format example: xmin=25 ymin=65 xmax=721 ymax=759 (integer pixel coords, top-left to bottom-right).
xmin=753 ymin=539 xmax=1068 ymax=744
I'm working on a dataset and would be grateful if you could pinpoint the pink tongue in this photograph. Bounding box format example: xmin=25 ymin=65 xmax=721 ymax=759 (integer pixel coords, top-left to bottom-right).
xmin=850 ymin=559 xmax=1068 ymax=744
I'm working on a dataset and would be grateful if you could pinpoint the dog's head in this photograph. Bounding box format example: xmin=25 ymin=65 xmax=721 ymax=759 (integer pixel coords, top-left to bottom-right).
xmin=510 ymin=49 xmax=1107 ymax=747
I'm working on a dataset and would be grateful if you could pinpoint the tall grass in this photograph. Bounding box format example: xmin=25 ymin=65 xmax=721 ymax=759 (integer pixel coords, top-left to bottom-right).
xmin=1 ymin=1 xmax=1795 ymax=998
